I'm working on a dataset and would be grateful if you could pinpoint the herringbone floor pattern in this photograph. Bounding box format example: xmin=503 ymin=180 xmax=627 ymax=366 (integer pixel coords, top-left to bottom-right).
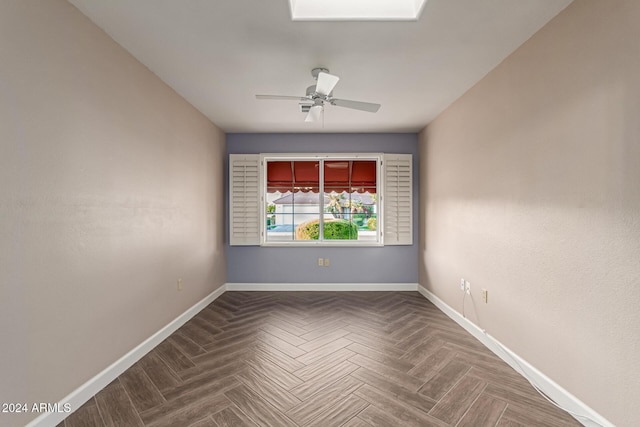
xmin=60 ymin=292 xmax=579 ymax=427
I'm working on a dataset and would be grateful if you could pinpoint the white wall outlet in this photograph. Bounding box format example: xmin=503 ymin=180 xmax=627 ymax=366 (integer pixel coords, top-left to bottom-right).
xmin=482 ymin=289 xmax=488 ymax=303
xmin=318 ymin=258 xmax=324 ymax=267
xmin=178 ymin=278 xmax=184 ymax=291
xmin=465 ymin=280 xmax=471 ymax=294
xmin=324 ymin=258 xmax=330 ymax=267
xmin=460 ymin=278 xmax=465 ymax=291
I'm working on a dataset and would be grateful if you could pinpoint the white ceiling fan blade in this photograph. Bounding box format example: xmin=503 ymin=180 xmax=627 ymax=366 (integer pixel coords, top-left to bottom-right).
xmin=315 ymin=72 xmax=340 ymax=96
xmin=331 ymin=98 xmax=381 ymax=113
xmin=305 ymin=105 xmax=323 ymax=122
xmin=256 ymin=95 xmax=308 ymax=101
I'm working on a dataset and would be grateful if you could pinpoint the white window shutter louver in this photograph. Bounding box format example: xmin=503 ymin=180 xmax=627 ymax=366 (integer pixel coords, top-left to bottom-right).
xmin=229 ymin=154 xmax=261 ymax=246
xmin=383 ymin=154 xmax=413 ymax=245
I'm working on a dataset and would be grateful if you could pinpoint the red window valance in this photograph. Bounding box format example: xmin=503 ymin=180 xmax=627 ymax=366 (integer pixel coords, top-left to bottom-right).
xmin=266 ymin=160 xmax=376 ymax=193
xmin=267 ymin=161 xmax=319 ymax=193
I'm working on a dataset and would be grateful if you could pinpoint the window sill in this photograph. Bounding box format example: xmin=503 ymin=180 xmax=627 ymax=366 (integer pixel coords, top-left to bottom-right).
xmin=261 ymin=241 xmax=383 ymax=248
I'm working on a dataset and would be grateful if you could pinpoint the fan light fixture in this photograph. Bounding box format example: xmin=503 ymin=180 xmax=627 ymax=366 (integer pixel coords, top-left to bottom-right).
xmin=288 ymin=0 xmax=428 ymax=21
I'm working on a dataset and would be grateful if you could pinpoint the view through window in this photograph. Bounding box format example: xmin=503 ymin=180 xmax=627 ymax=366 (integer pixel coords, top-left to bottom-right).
xmin=265 ymin=157 xmax=379 ymax=244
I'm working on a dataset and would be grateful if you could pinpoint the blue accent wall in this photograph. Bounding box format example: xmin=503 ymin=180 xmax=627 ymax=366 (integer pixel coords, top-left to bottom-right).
xmin=226 ymin=133 xmax=418 ymax=283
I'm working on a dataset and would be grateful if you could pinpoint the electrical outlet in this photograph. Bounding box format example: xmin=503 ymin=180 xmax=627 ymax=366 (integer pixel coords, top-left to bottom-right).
xmin=482 ymin=289 xmax=488 ymax=303
xmin=324 ymin=258 xmax=330 ymax=267
xmin=318 ymin=258 xmax=324 ymax=267
xmin=460 ymin=278 xmax=465 ymax=291
xmin=465 ymin=280 xmax=471 ymax=294
xmin=178 ymin=278 xmax=184 ymax=291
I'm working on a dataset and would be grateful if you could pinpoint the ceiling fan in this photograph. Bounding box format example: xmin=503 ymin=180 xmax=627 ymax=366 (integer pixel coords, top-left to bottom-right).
xmin=255 ymin=68 xmax=381 ymax=123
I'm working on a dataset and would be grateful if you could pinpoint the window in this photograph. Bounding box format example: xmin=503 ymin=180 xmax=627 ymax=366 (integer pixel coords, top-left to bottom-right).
xmin=265 ymin=156 xmax=379 ymax=245
xmin=288 ymin=0 xmax=428 ymax=21
xmin=229 ymin=153 xmax=412 ymax=247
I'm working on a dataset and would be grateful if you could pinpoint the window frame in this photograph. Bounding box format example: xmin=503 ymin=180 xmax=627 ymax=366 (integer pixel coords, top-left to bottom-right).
xmin=261 ymin=153 xmax=384 ymax=247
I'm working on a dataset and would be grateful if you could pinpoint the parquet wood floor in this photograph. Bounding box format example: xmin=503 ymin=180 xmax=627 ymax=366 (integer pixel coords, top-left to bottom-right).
xmin=60 ymin=292 xmax=580 ymax=427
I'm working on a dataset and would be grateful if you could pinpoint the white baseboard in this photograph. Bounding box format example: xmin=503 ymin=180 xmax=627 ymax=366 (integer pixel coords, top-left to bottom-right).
xmin=226 ymin=283 xmax=418 ymax=291
xmin=417 ymin=285 xmax=612 ymax=427
xmin=27 ymin=284 xmax=226 ymax=427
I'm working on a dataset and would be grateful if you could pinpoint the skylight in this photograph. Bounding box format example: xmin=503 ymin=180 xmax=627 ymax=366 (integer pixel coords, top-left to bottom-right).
xmin=289 ymin=0 xmax=428 ymax=21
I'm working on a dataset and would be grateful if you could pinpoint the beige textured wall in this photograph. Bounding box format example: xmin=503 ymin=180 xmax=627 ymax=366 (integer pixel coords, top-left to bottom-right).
xmin=0 ymin=1 xmax=226 ymax=425
xmin=419 ymin=1 xmax=640 ymax=426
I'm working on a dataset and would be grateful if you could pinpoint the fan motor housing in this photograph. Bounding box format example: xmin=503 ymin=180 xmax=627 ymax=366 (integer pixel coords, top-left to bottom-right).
xmin=305 ymin=85 xmax=316 ymax=97
xmin=301 ymin=84 xmax=320 ymax=113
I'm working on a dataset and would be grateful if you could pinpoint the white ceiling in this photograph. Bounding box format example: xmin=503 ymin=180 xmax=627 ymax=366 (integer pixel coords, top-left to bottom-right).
xmin=68 ymin=0 xmax=572 ymax=133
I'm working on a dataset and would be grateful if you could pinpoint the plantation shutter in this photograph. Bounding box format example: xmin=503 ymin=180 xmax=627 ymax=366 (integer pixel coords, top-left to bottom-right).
xmin=383 ymin=154 xmax=413 ymax=245
xmin=229 ymin=154 xmax=261 ymax=246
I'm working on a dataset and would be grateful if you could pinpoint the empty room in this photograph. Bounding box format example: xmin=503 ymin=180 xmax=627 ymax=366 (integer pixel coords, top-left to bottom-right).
xmin=1 ymin=0 xmax=638 ymax=426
